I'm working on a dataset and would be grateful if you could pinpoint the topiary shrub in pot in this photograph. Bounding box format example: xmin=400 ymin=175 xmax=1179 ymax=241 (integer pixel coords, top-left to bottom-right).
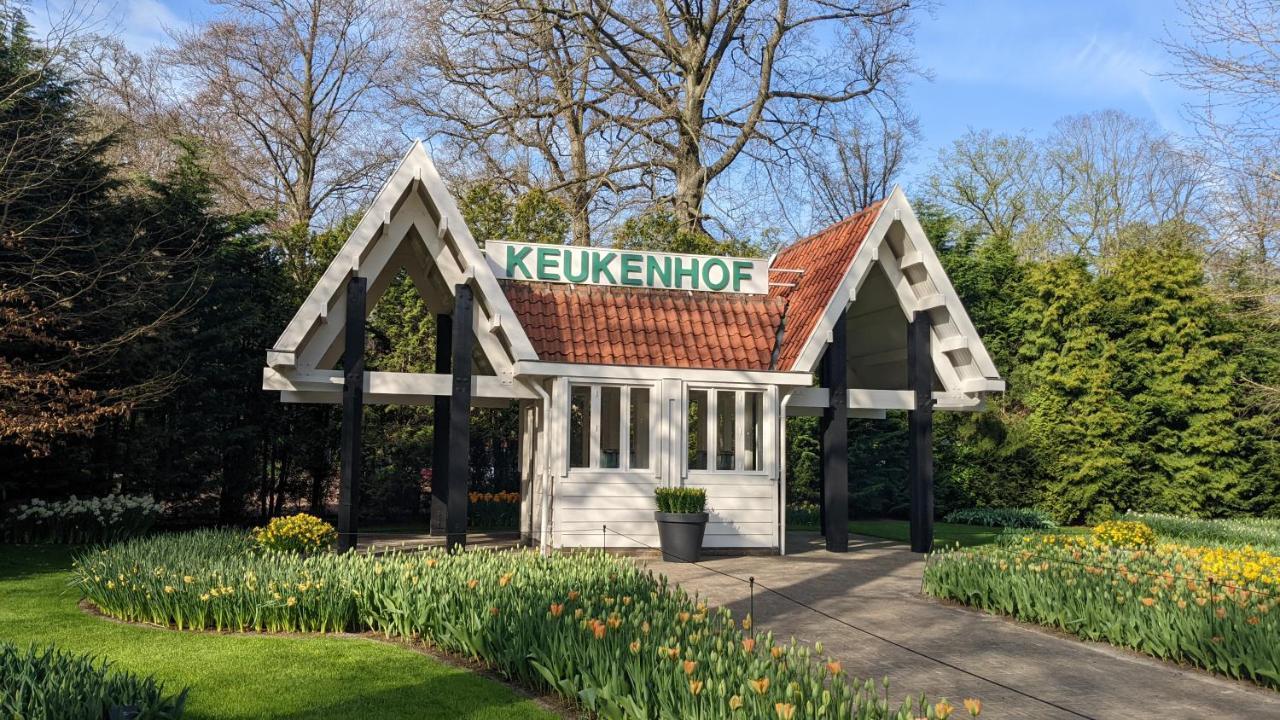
xmin=654 ymin=487 xmax=708 ymax=562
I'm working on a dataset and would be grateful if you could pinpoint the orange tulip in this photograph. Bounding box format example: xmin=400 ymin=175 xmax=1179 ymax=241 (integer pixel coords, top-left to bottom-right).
xmin=749 ymin=677 xmax=770 ymax=695
xmin=683 ymin=660 xmax=697 ymax=675
xmin=689 ymin=680 xmax=704 ymax=696
xmin=742 ymin=638 xmax=756 ymax=653
xmin=774 ymin=702 xmax=795 ymax=719
xmin=549 ymin=603 xmax=564 ymax=617
xmin=963 ymin=698 xmax=982 ymax=717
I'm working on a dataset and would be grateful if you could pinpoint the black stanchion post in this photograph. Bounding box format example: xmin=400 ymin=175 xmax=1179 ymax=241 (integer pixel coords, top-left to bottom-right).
xmin=749 ymin=576 xmax=755 ymax=629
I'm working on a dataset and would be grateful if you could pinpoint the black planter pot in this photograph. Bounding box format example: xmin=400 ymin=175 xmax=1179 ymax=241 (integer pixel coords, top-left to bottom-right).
xmin=654 ymin=511 xmax=709 ymax=562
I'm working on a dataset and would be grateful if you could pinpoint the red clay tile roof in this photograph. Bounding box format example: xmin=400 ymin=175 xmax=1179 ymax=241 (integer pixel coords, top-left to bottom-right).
xmin=497 ymin=202 xmax=883 ymax=371
xmin=768 ymin=201 xmax=885 ymax=371
xmin=501 ymin=281 xmax=786 ymax=370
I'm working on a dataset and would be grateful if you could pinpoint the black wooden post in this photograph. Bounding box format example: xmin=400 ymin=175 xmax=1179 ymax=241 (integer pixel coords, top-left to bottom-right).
xmin=445 ymin=284 xmax=474 ymax=551
xmin=908 ymin=311 xmax=935 ymax=554
xmin=430 ymin=313 xmax=452 ymax=536
xmin=337 ymin=275 xmax=366 ymax=553
xmin=820 ymin=309 xmax=849 ymax=552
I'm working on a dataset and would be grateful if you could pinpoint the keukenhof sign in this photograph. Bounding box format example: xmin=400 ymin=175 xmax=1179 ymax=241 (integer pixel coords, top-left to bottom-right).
xmin=485 ymin=241 xmax=770 ymax=294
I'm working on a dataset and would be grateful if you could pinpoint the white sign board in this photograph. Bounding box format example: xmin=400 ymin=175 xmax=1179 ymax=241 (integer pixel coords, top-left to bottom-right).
xmin=484 ymin=241 xmax=769 ymax=295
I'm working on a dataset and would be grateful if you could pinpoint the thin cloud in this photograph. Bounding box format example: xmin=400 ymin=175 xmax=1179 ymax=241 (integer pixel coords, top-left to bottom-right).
xmin=27 ymin=0 xmax=187 ymax=52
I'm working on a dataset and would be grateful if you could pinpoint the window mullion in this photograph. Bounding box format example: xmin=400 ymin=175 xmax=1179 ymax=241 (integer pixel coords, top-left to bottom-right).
xmin=590 ymin=385 xmax=601 ymax=469
xmin=735 ymin=391 xmax=746 ymax=472
xmin=706 ymin=389 xmax=717 ymax=473
xmin=620 ymin=386 xmax=631 ymax=471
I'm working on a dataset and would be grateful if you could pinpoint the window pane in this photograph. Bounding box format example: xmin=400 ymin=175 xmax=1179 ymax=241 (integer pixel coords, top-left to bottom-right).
xmin=716 ymin=391 xmax=736 ymax=470
xmin=569 ymin=385 xmax=591 ymax=468
xmin=744 ymin=392 xmax=763 ymax=471
xmin=600 ymin=386 xmax=621 ymax=468
xmin=688 ymin=390 xmax=708 ymax=470
xmin=629 ymin=388 xmax=650 ymax=470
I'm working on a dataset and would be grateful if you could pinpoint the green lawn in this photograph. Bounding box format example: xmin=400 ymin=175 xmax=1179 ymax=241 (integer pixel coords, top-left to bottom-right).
xmin=847 ymin=519 xmax=1002 ymax=547
xmin=0 ymin=545 xmax=557 ymax=720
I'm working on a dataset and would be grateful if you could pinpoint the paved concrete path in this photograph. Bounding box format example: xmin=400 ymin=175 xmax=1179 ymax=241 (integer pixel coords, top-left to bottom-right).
xmin=645 ymin=533 xmax=1280 ymax=720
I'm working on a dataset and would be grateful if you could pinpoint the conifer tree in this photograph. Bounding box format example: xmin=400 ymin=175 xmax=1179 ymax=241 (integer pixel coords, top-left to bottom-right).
xmin=1101 ymin=224 xmax=1244 ymax=515
xmin=1017 ymin=257 xmax=1134 ymax=523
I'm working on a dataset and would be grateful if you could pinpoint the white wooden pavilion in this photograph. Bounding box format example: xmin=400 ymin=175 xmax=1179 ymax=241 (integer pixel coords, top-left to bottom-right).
xmin=264 ymin=143 xmax=1004 ymax=555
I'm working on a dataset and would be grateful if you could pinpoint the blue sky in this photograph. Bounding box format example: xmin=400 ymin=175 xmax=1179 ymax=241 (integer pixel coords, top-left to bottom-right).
xmin=903 ymin=0 xmax=1195 ymax=181
xmin=32 ymin=0 xmax=1197 ymax=186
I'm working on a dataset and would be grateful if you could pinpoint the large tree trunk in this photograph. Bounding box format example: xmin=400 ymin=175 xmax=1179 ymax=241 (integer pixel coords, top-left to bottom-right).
xmin=673 ymin=139 xmax=707 ymax=235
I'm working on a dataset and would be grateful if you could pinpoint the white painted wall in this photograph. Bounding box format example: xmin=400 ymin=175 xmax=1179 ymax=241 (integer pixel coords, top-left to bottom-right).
xmin=543 ymin=375 xmax=782 ymax=551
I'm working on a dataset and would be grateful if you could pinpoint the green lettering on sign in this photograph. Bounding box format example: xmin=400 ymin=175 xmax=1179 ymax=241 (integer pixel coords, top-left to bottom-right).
xmin=731 ymin=260 xmax=752 ymax=292
xmin=703 ymin=258 xmax=729 ymax=291
xmin=673 ymin=256 xmax=698 ymax=290
xmin=591 ymin=251 xmax=617 ymax=284
xmin=487 ymin=241 xmax=764 ymax=294
xmin=564 ymin=249 xmax=589 ymax=282
xmin=620 ymin=253 xmax=643 ymax=286
xmin=506 ymin=245 xmax=534 ymax=279
xmin=646 ymin=255 xmax=671 ymax=287
xmin=536 ymin=247 xmax=560 ymax=281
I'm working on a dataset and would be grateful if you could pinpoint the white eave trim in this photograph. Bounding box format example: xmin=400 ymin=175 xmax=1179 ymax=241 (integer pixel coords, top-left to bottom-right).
xmin=512 ymin=360 xmax=812 ymax=386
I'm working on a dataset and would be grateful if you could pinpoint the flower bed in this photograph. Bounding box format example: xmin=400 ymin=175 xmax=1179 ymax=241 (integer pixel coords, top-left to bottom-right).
xmin=74 ymin=530 xmax=962 ymax=719
xmin=468 ymin=491 xmax=519 ymax=529
xmin=1123 ymin=513 xmax=1280 ymax=552
xmin=4 ymin=494 xmax=161 ymax=544
xmin=0 ymin=641 xmax=186 ymax=719
xmin=924 ymin=531 xmax=1280 ymax=688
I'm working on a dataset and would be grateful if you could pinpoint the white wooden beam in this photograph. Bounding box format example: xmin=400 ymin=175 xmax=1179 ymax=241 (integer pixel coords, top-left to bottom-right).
xmin=916 ymin=293 xmax=946 ymax=312
xmin=901 ymin=249 xmax=925 ymax=270
xmin=962 ymin=377 xmax=1006 ymax=393
xmin=263 ymin=367 xmax=536 ymax=400
xmin=786 ymin=386 xmax=987 ymax=413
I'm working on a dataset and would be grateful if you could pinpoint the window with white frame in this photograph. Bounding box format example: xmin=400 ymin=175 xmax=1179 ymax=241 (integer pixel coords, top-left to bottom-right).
xmin=568 ymin=383 xmax=652 ymax=471
xmin=687 ymin=388 xmax=765 ymax=473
